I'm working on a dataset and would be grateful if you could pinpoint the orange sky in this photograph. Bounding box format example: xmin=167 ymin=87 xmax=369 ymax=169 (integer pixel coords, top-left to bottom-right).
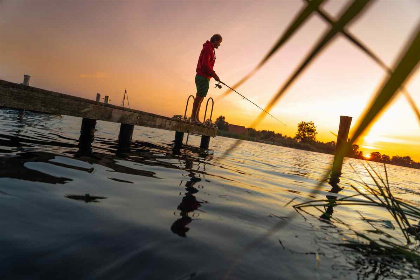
xmin=0 ymin=0 xmax=419 ymax=160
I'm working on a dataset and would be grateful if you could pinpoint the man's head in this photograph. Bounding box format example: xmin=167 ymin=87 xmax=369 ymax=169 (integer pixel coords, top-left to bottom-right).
xmin=210 ymin=34 xmax=222 ymax=49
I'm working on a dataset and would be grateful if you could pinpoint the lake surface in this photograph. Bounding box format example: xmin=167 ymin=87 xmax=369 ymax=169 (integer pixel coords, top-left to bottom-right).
xmin=0 ymin=109 xmax=419 ymax=279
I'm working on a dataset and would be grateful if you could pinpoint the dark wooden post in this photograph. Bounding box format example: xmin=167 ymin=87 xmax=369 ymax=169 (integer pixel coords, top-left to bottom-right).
xmin=118 ymin=123 xmax=134 ymax=149
xmin=200 ymin=135 xmax=210 ymax=150
xmin=79 ymin=118 xmax=96 ymax=153
xmin=23 ymin=75 xmax=30 ymax=86
xmin=174 ymin=131 xmax=184 ymax=149
xmin=330 ymin=116 xmax=352 ymax=186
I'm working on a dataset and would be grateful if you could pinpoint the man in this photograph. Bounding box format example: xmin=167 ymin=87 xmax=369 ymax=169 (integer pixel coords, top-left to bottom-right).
xmin=191 ymin=34 xmax=222 ymax=123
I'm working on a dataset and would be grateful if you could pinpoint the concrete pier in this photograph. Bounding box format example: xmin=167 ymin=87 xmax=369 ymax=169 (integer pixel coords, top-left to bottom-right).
xmin=0 ymin=79 xmax=217 ymax=138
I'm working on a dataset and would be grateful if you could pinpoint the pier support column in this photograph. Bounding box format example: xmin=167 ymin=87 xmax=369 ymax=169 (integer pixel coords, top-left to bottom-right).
xmin=174 ymin=131 xmax=184 ymax=149
xmin=118 ymin=123 xmax=134 ymax=149
xmin=200 ymin=135 xmax=210 ymax=150
xmin=79 ymin=118 xmax=97 ymax=153
xmin=329 ymin=116 xmax=352 ymax=186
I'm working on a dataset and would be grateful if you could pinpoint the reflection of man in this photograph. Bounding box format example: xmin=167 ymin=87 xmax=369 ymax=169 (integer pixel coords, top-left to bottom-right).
xmin=191 ymin=34 xmax=222 ymax=124
xmin=171 ymin=160 xmax=203 ymax=237
xmin=171 ymin=179 xmax=202 ymax=237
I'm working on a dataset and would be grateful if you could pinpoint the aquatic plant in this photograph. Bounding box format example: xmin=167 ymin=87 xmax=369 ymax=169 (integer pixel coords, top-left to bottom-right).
xmin=294 ymin=163 xmax=420 ymax=267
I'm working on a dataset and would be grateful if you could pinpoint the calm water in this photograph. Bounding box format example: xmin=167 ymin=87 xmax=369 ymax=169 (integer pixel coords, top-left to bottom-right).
xmin=0 ymin=109 xmax=419 ymax=279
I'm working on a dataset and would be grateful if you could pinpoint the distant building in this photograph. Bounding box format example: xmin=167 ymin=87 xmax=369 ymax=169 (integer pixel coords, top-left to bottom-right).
xmin=228 ymin=124 xmax=247 ymax=135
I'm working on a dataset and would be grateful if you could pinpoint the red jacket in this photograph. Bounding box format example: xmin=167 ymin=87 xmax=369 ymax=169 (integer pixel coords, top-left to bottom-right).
xmin=196 ymin=41 xmax=216 ymax=79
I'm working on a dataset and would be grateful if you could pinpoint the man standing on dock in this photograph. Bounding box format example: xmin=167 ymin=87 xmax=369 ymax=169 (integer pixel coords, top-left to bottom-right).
xmin=191 ymin=34 xmax=222 ymax=124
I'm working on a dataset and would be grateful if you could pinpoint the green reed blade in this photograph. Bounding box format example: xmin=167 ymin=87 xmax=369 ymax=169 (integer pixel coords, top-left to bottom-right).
xmin=219 ymin=0 xmax=373 ymax=162
xmin=402 ymin=88 xmax=420 ymax=125
xmin=311 ymin=0 xmax=420 ymax=125
xmin=348 ymin=27 xmax=420 ymax=145
xmin=220 ymin=0 xmax=325 ymax=98
xmin=250 ymin=0 xmax=372 ymax=127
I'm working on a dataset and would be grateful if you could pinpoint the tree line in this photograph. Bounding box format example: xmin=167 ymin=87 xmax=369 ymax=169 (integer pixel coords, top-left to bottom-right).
xmin=215 ymin=116 xmax=420 ymax=169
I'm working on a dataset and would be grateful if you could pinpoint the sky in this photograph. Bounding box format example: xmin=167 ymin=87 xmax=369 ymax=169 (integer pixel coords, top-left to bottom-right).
xmin=0 ymin=0 xmax=419 ymax=160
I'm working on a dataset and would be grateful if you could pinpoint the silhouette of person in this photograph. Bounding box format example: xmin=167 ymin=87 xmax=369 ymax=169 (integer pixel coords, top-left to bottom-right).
xmin=191 ymin=34 xmax=222 ymax=123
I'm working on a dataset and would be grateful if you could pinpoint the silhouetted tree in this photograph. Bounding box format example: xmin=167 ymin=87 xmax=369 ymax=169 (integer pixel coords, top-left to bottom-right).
xmin=215 ymin=116 xmax=229 ymax=131
xmin=381 ymin=154 xmax=391 ymax=164
xmin=350 ymin=144 xmax=364 ymax=159
xmin=261 ymin=130 xmax=275 ymax=140
xmin=370 ymin=152 xmax=382 ymax=162
xmin=246 ymin=128 xmax=257 ymax=138
xmin=295 ymin=121 xmax=317 ymax=143
xmin=392 ymin=156 xmax=413 ymax=167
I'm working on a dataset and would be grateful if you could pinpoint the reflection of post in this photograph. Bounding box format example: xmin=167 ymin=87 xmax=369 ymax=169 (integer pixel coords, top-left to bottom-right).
xmin=330 ymin=116 xmax=352 ymax=185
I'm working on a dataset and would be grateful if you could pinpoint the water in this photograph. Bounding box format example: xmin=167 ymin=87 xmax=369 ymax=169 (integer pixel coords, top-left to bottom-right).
xmin=0 ymin=109 xmax=419 ymax=279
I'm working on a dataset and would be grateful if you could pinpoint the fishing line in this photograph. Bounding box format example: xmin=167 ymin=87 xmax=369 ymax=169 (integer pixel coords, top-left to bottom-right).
xmin=215 ymin=81 xmax=286 ymax=126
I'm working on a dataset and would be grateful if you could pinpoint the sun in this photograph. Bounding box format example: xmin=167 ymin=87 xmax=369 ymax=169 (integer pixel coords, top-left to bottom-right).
xmin=364 ymin=153 xmax=371 ymax=159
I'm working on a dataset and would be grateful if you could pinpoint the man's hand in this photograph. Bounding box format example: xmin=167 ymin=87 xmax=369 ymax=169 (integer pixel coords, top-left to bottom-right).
xmin=213 ymin=74 xmax=220 ymax=82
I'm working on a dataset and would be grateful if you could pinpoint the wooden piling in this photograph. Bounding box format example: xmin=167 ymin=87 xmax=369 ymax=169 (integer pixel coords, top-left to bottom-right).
xmin=23 ymin=75 xmax=30 ymax=86
xmin=330 ymin=116 xmax=352 ymax=185
xmin=79 ymin=118 xmax=97 ymax=153
xmin=174 ymin=131 xmax=184 ymax=149
xmin=200 ymin=135 xmax=210 ymax=150
xmin=118 ymin=123 xmax=134 ymax=149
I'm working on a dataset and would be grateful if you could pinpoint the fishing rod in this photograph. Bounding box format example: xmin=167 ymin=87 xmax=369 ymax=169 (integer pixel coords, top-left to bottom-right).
xmin=215 ymin=81 xmax=286 ymax=126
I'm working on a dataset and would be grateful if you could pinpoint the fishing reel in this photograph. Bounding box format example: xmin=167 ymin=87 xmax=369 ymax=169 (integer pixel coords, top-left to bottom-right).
xmin=215 ymin=82 xmax=222 ymax=89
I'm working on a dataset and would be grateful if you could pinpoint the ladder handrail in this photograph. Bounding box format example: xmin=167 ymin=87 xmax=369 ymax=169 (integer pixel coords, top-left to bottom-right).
xmin=203 ymin=97 xmax=214 ymax=123
xmin=184 ymin=95 xmax=195 ymax=119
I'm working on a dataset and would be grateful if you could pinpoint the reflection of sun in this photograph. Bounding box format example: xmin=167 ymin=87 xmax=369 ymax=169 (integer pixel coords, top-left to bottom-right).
xmin=364 ymin=153 xmax=371 ymax=159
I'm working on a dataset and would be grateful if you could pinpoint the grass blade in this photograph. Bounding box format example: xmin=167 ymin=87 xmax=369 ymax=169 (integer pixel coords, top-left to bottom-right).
xmin=250 ymin=0 xmax=372 ymax=128
xmin=349 ymin=26 xmax=420 ymax=144
xmin=220 ymin=0 xmax=325 ymax=98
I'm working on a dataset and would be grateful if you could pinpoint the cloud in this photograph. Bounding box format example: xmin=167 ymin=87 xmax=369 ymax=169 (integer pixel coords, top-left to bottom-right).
xmin=79 ymin=72 xmax=108 ymax=79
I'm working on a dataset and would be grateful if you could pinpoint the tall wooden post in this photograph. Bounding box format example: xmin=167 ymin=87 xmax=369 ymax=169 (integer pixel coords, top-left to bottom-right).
xmin=200 ymin=135 xmax=210 ymax=150
xmin=174 ymin=131 xmax=184 ymax=150
xmin=118 ymin=123 xmax=134 ymax=149
xmin=329 ymin=116 xmax=352 ymax=186
xmin=79 ymin=118 xmax=97 ymax=153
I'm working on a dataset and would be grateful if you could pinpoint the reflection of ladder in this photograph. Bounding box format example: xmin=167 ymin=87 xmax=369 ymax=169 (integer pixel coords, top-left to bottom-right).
xmin=121 ymin=89 xmax=130 ymax=108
